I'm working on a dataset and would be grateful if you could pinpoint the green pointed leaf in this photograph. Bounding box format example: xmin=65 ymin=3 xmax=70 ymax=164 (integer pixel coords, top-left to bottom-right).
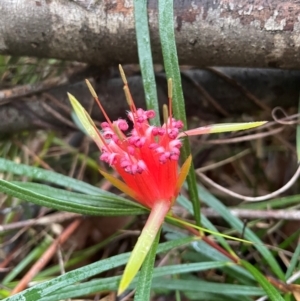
xmin=0 ymin=158 xmax=102 ymax=195
xmin=158 ymin=0 xmax=201 ymax=227
xmin=118 ymin=201 xmax=169 ymax=295
xmin=12 ymin=181 xmax=144 ymax=209
xmin=177 ymin=195 xmax=233 ymax=253
xmin=197 ymin=184 xmax=285 ymax=280
xmin=0 ymin=180 xmax=145 ymax=216
xmin=25 ymin=262 xmax=230 ymax=301
xmin=190 ymin=240 xmax=255 ymax=284
xmin=181 ymin=122 xmax=267 ymax=137
xmin=285 ymin=240 xmax=300 ymax=280
xmin=68 ymin=93 xmax=104 ymax=149
xmin=41 ymin=261 xmax=232 ymax=301
xmin=151 ymin=278 xmax=264 ymax=296
xmin=241 ymin=260 xmax=284 ymax=301
xmin=134 ymin=229 xmax=161 ymax=301
xmin=3 ymin=237 xmax=196 ymax=301
xmin=134 ymin=0 xmax=160 ymax=126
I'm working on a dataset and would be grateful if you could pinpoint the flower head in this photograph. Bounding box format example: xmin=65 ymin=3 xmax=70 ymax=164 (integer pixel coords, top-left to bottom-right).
xmin=68 ymin=65 xmax=266 ymax=295
xmin=99 ymin=106 xmax=185 ymax=208
xmin=69 ymin=67 xmax=192 ymax=211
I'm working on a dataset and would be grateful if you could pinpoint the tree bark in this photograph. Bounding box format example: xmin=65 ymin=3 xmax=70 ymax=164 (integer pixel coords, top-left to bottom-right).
xmin=1 ymin=0 xmax=300 ymax=68
xmin=1 ymin=68 xmax=300 ymax=134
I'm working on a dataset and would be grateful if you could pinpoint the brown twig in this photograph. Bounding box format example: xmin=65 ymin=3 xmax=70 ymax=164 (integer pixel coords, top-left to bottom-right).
xmin=43 ymin=92 xmax=72 ymax=115
xmin=206 ymin=67 xmax=271 ymax=112
xmin=0 ymin=75 xmax=69 ymax=104
xmin=272 ymin=107 xmax=300 ymax=125
xmin=206 ymin=67 xmax=297 ymax=153
xmin=203 ymin=127 xmax=283 ymax=145
xmin=197 ymin=149 xmax=251 ymax=173
xmin=0 ymin=242 xmax=23 ymax=270
xmin=174 ymin=219 xmax=239 ymax=263
xmin=201 ymin=208 xmax=300 ymax=221
xmin=13 ymin=139 xmax=54 ymax=171
xmin=197 ymin=164 xmax=300 ymax=202
xmin=0 ymin=212 xmax=81 ymax=233
xmin=11 ymin=218 xmax=82 ymax=295
xmin=41 ymin=101 xmax=77 ymax=129
xmin=181 ymin=71 xmax=230 ymax=117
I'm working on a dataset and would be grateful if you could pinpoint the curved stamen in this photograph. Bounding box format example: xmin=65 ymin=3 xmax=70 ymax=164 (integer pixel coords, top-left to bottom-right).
xmin=86 ymin=79 xmax=114 ymax=128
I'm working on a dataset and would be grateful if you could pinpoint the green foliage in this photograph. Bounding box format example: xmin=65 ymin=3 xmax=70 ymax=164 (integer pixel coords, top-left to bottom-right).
xmin=0 ymin=0 xmax=293 ymax=300
xmin=134 ymin=0 xmax=160 ymax=126
xmin=3 ymin=237 xmax=196 ymax=301
xmin=134 ymin=229 xmax=161 ymax=301
xmin=158 ymin=0 xmax=201 ymax=227
xmin=0 ymin=159 xmax=146 ymax=216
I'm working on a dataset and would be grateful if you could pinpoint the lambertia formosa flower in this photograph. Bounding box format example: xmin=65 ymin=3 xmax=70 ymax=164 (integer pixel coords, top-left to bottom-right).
xmin=68 ymin=65 xmax=266 ymax=295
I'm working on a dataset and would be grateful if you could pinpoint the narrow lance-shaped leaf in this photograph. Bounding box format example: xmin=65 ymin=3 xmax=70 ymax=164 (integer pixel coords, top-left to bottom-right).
xmin=68 ymin=93 xmax=104 ymax=150
xmin=158 ymin=0 xmax=201 ymax=226
xmin=241 ymin=260 xmax=284 ymax=301
xmin=176 ymin=155 xmax=192 ymax=193
xmin=134 ymin=228 xmax=161 ymax=301
xmin=178 ymin=121 xmax=267 ymax=138
xmin=133 ymin=0 xmax=160 ymax=126
xmin=98 ymin=168 xmax=137 ymax=201
xmin=118 ymin=201 xmax=169 ymax=295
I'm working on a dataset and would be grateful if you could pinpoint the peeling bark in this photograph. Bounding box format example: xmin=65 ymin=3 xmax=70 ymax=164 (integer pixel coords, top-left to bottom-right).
xmin=1 ymin=0 xmax=300 ymax=68
xmin=1 ymin=68 xmax=300 ymax=134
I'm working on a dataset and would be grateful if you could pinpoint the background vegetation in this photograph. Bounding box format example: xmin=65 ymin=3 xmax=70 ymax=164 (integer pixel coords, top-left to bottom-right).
xmin=0 ymin=1 xmax=299 ymax=301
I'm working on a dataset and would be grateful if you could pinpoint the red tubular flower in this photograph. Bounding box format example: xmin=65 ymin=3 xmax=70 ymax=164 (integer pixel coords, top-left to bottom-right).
xmin=68 ymin=65 xmax=266 ymax=295
xmin=99 ymin=101 xmax=185 ymax=209
xmin=74 ymin=68 xmax=192 ymax=214
xmin=68 ymin=67 xmax=192 ymax=295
